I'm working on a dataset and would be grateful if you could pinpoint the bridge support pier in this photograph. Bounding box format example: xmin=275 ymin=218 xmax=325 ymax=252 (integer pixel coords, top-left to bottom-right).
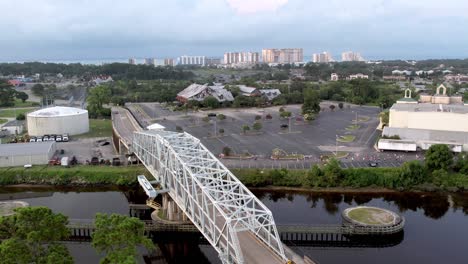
xmin=162 ymin=194 xmax=188 ymax=222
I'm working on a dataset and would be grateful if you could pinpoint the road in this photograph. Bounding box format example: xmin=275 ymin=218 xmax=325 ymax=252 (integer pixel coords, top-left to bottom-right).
xmin=112 ymin=107 xmax=142 ymax=147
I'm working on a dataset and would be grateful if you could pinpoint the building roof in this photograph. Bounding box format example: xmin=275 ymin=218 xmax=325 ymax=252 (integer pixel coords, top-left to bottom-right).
xmin=209 ymin=86 xmax=234 ymax=102
xmin=177 ymin=83 xmax=209 ymax=99
xmin=0 ymin=142 xmax=55 ymax=157
xmin=391 ymin=102 xmax=468 ymax=114
xmin=147 ymin=123 xmax=165 ymax=130
xmin=237 ymin=85 xmax=258 ymax=95
xmin=27 ymin=106 xmax=88 ymax=118
xmin=260 ymin=89 xmax=281 ymax=100
xmin=383 ymin=127 xmax=468 ymax=145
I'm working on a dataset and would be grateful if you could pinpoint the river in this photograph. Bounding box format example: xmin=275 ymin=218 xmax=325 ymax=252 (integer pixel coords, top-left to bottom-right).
xmin=0 ymin=186 xmax=467 ymax=264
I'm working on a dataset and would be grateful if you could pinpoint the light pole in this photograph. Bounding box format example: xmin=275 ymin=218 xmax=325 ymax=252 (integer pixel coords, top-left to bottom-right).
xmin=335 ymin=135 xmax=338 ymax=156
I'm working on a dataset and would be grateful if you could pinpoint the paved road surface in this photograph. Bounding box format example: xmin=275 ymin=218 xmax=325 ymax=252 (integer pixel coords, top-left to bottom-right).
xmin=112 ymin=107 xmax=141 ymax=146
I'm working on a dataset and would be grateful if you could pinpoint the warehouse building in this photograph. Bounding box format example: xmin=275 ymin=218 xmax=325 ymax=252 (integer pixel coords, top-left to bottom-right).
xmin=0 ymin=142 xmax=56 ymax=167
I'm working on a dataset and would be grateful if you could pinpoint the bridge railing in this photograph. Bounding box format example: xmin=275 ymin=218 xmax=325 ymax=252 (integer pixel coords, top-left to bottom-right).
xmin=132 ymin=130 xmax=287 ymax=264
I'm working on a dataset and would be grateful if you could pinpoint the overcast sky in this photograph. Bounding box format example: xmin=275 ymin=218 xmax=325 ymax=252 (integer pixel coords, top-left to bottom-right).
xmin=2 ymin=0 xmax=468 ymax=61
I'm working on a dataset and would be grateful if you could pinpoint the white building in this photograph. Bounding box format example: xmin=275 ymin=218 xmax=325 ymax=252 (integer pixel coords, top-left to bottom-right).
xmin=262 ymin=48 xmax=303 ymax=64
xmin=259 ymin=89 xmax=281 ymax=101
xmin=144 ymin=58 xmax=155 ymax=65
xmin=1 ymin=120 xmax=24 ymax=135
xmin=331 ymin=73 xmax=339 ymax=81
xmin=178 ymin=56 xmax=206 ymax=66
xmin=348 ymin=73 xmax=369 ymax=80
xmin=379 ymin=85 xmax=468 ymax=152
xmin=341 ymin=51 xmax=365 ymax=62
xmin=312 ymin=52 xmax=333 ymax=63
xmin=392 ymin=70 xmax=412 ymax=75
xmin=128 ymin=58 xmax=137 ymax=65
xmin=224 ymin=52 xmax=259 ymax=65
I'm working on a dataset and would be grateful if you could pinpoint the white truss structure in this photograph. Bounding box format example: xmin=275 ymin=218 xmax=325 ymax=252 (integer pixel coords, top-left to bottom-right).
xmin=132 ymin=130 xmax=287 ymax=264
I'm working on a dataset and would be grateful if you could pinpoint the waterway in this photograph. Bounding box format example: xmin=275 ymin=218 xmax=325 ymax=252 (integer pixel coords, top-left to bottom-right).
xmin=0 ymin=186 xmax=467 ymax=264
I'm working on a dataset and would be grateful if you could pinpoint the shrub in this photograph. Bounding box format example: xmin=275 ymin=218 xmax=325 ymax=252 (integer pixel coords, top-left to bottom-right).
xmin=217 ymin=114 xmax=226 ymax=121
xmin=329 ymin=105 xmax=336 ymax=111
xmin=338 ymin=102 xmax=344 ymax=109
xmin=222 ymin=146 xmax=231 ymax=156
xmin=242 ymin=125 xmax=250 ymax=133
xmin=280 ymin=111 xmax=292 ymax=118
xmin=255 ymin=115 xmax=262 ymax=120
xmin=265 ymin=113 xmax=272 ymax=120
xmin=16 ymin=113 xmax=26 ymax=120
xmin=175 ymin=126 xmax=183 ymax=132
xmin=253 ymin=122 xmax=262 ymax=131
xmin=425 ymin=144 xmax=453 ymax=171
xmin=279 ymin=107 xmax=285 ymax=112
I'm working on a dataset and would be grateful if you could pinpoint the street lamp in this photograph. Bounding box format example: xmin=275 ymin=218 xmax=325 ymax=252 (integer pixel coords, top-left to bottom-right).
xmin=335 ymin=135 xmax=338 ymax=156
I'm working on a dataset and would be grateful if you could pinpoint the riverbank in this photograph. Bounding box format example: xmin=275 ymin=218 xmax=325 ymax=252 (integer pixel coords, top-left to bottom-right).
xmin=0 ymin=165 xmax=147 ymax=186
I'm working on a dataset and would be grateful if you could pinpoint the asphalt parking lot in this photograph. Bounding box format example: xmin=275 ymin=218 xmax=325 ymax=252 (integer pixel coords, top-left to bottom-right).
xmin=132 ymin=103 xmax=381 ymax=158
xmin=55 ymin=137 xmax=117 ymax=163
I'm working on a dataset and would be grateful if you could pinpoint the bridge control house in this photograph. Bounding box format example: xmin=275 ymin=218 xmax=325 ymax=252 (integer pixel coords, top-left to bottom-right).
xmin=379 ymin=85 xmax=468 ymax=152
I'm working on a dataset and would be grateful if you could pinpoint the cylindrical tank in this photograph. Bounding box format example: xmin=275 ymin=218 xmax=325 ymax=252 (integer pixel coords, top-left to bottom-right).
xmin=27 ymin=106 xmax=89 ymax=136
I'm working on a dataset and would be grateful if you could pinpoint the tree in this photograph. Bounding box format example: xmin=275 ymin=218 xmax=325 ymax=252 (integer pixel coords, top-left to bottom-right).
xmin=253 ymin=122 xmax=262 ymax=131
xmin=218 ymin=128 xmax=224 ymax=135
xmin=222 ymin=146 xmax=232 ymax=156
xmin=425 ymin=144 xmax=453 ymax=171
xmin=0 ymin=80 xmax=16 ymax=107
xmin=87 ymin=85 xmax=111 ymax=118
xmin=280 ymin=111 xmax=292 ymax=118
xmin=217 ymin=114 xmax=226 ymax=121
xmin=279 ymin=107 xmax=285 ymax=113
xmin=31 ymin=83 xmax=45 ymax=96
xmin=338 ymin=102 xmax=344 ymax=109
xmin=265 ymin=113 xmax=272 ymax=120
xmin=322 ymin=158 xmax=342 ymax=187
xmin=0 ymin=207 xmax=72 ymax=263
xmin=397 ymin=160 xmax=427 ymax=187
xmin=92 ymin=213 xmax=154 ymax=264
xmin=16 ymin=113 xmax=25 ymax=120
xmin=242 ymin=125 xmax=250 ymax=134
xmin=203 ymin=96 xmax=219 ymax=108
xmin=175 ymin=126 xmax=183 ymax=132
xmin=379 ymin=111 xmax=389 ymax=126
xmin=302 ymin=88 xmax=321 ymax=114
xmin=15 ymin=91 xmax=29 ymax=103
xmin=329 ymin=104 xmax=336 ymax=111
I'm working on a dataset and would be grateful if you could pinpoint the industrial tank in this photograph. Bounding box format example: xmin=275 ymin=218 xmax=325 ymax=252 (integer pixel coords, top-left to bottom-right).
xmin=27 ymin=106 xmax=89 ymax=136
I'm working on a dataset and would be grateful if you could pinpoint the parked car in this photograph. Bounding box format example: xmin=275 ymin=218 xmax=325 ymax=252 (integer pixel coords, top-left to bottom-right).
xmin=62 ymin=134 xmax=69 ymax=142
xmin=29 ymin=137 xmax=36 ymax=142
xmin=61 ymin=157 xmax=69 ymax=167
xmin=70 ymin=156 xmax=78 ymax=166
xmin=207 ymin=113 xmax=217 ymax=117
xmin=36 ymin=137 xmax=43 ymax=142
xmin=56 ymin=135 xmax=62 ymax=142
xmin=368 ymin=162 xmax=378 ymax=167
xmin=112 ymin=157 xmax=121 ymax=166
xmin=100 ymin=141 xmax=110 ymax=146
xmin=90 ymin=157 xmax=99 ymax=165
xmin=280 ymin=124 xmax=289 ymax=129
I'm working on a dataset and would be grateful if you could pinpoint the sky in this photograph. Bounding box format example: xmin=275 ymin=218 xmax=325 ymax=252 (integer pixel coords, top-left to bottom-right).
xmin=1 ymin=0 xmax=468 ymax=61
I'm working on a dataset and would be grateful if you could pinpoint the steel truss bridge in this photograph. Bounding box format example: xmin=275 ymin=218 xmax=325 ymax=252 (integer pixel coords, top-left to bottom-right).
xmin=132 ymin=130 xmax=288 ymax=264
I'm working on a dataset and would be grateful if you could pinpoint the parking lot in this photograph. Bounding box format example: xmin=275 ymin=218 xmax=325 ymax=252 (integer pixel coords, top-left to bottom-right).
xmin=132 ymin=102 xmax=381 ymax=158
xmin=54 ymin=137 xmax=118 ymax=164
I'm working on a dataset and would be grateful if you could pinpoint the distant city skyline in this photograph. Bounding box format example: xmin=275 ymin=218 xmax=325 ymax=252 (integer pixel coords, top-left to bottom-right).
xmin=1 ymin=0 xmax=468 ymax=61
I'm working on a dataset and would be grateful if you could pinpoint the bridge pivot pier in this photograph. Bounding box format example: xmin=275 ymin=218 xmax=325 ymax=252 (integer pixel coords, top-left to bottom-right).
xmin=161 ymin=193 xmax=188 ymax=222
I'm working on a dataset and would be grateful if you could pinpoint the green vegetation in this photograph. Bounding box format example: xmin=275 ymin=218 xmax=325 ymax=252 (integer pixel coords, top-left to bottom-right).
xmin=0 ymin=207 xmax=73 ymax=263
xmin=87 ymin=85 xmax=112 ymax=118
xmin=379 ymin=111 xmax=389 ymax=126
xmin=0 ymin=108 xmax=37 ymax=118
xmin=75 ymin=119 xmax=112 ymax=138
xmin=337 ymin=135 xmax=356 ymax=143
xmin=12 ymin=99 xmax=38 ymax=108
xmin=347 ymin=207 xmax=394 ymax=225
xmin=0 ymin=119 xmax=7 ymax=125
xmin=333 ymin=151 xmax=349 ymax=159
xmin=92 ymin=214 xmax=154 ymax=264
xmin=0 ymin=165 xmax=147 ymax=186
xmin=346 ymin=124 xmax=360 ymax=131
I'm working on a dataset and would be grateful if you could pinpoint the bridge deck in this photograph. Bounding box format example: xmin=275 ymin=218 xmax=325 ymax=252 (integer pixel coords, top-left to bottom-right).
xmin=238 ymin=231 xmax=284 ymax=264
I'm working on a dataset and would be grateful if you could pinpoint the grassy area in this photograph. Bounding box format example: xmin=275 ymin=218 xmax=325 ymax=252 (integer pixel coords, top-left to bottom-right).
xmin=0 ymin=119 xmax=8 ymax=125
xmin=13 ymin=99 xmax=40 ymax=108
xmin=0 ymin=165 xmax=148 ymax=186
xmin=353 ymin=116 xmax=370 ymax=123
xmin=0 ymin=108 xmax=37 ymax=118
xmin=347 ymin=207 xmax=394 ymax=225
xmin=75 ymin=119 xmax=112 ymax=138
xmin=345 ymin=124 xmax=360 ymax=131
xmin=337 ymin=135 xmax=356 ymax=143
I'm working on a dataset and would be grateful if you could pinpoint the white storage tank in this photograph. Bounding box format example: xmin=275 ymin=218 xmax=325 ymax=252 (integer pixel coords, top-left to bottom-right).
xmin=27 ymin=106 xmax=89 ymax=136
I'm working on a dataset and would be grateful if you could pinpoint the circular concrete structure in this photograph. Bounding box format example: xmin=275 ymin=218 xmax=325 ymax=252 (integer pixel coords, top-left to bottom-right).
xmin=27 ymin=106 xmax=89 ymax=136
xmin=0 ymin=201 xmax=29 ymax=216
xmin=342 ymin=206 xmax=402 ymax=227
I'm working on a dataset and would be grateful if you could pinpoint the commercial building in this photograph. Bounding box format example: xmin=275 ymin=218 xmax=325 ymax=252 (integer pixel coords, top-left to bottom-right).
xmin=262 ymin=48 xmax=303 ymax=64
xmin=224 ymin=52 xmax=260 ymax=65
xmin=0 ymin=141 xmax=56 ymax=167
xmin=205 ymin=57 xmax=222 ymax=66
xmin=379 ymin=85 xmax=468 ymax=152
xmin=27 ymin=106 xmax=89 ymax=136
xmin=331 ymin=73 xmax=339 ymax=81
xmin=178 ymin=56 xmax=206 ymax=66
xmin=341 ymin=51 xmax=365 ymax=62
xmin=312 ymin=52 xmax=333 ymax=63
xmin=445 ymin=74 xmax=468 ymax=84
xmin=163 ymin=58 xmax=175 ymax=66
xmin=176 ymin=84 xmax=234 ymax=103
xmin=128 ymin=58 xmax=137 ymax=65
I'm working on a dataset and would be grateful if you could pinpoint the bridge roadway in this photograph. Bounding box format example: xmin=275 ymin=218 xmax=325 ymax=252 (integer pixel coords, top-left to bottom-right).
xmin=112 ymin=106 xmax=142 ymax=150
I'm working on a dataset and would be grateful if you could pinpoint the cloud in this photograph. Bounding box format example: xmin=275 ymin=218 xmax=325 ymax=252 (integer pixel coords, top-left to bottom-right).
xmin=226 ymin=0 xmax=288 ymax=14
